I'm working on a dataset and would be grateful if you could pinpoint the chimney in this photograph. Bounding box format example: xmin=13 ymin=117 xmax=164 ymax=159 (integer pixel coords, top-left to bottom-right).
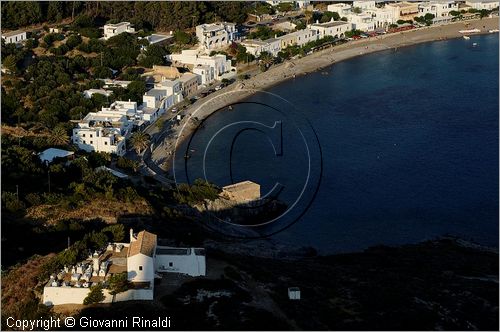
xmin=92 ymin=251 xmax=99 ymax=271
xmin=130 ymin=228 xmax=135 ymax=242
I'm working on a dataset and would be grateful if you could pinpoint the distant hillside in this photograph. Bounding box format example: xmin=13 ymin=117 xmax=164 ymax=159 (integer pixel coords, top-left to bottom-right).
xmin=1 ymin=1 xmax=253 ymax=31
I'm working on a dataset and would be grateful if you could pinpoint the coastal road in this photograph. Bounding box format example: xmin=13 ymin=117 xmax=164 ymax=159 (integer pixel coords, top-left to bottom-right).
xmin=144 ymin=17 xmax=499 ymax=183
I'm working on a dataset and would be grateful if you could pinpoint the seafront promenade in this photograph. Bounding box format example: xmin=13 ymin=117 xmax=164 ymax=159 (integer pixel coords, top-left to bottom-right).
xmin=149 ymin=17 xmax=498 ymax=172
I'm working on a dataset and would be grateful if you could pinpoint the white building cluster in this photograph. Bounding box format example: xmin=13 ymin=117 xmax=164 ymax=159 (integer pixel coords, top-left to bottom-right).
xmin=323 ymin=1 xmax=498 ymax=32
xmin=240 ymin=20 xmax=351 ymax=57
xmin=166 ymin=50 xmax=236 ymax=85
xmin=196 ymin=22 xmax=237 ymax=50
xmin=43 ymin=230 xmax=206 ymax=306
xmin=73 ymin=66 xmax=208 ymax=155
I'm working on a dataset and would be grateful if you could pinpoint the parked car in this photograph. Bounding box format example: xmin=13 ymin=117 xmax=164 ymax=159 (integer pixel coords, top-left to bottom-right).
xmin=171 ymin=107 xmax=178 ymax=113
xmin=215 ymin=85 xmax=223 ymax=91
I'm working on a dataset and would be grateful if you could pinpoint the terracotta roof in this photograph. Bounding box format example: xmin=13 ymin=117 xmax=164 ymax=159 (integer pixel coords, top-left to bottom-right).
xmin=128 ymin=231 xmax=157 ymax=257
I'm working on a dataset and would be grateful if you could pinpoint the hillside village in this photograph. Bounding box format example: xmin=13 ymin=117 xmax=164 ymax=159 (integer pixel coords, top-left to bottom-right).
xmin=2 ymin=1 xmax=498 ymax=157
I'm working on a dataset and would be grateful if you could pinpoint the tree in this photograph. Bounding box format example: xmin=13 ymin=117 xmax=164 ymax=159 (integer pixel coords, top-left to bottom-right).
xmin=321 ymin=11 xmax=340 ymax=23
xmin=479 ymin=9 xmax=491 ymax=18
xmin=129 ymin=132 xmax=150 ymax=155
xmin=66 ymin=34 xmax=83 ymax=49
xmin=173 ymin=30 xmax=192 ymax=45
xmin=276 ymin=2 xmax=294 ymax=14
xmin=423 ymin=13 xmax=435 ymax=25
xmin=83 ymin=284 xmax=105 ymax=305
xmin=48 ymin=125 xmax=70 ymax=146
xmin=352 ymin=7 xmax=362 ymax=14
xmin=2 ymin=55 xmax=17 ymax=73
xmin=449 ymin=10 xmax=461 ymax=17
xmin=107 ymin=272 xmax=131 ymax=295
xmin=258 ymin=51 xmax=274 ymax=72
xmin=47 ymin=1 xmax=63 ymax=22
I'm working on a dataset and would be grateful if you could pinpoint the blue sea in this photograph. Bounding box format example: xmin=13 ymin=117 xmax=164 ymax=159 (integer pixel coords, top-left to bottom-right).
xmin=175 ymin=34 xmax=499 ymax=253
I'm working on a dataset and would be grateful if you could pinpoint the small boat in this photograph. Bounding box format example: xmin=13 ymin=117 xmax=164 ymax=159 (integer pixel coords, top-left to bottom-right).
xmin=459 ymin=28 xmax=480 ymax=34
xmin=463 ymin=35 xmax=470 ymax=40
xmin=489 ymin=29 xmax=499 ymax=33
xmin=472 ymin=42 xmax=478 ymax=47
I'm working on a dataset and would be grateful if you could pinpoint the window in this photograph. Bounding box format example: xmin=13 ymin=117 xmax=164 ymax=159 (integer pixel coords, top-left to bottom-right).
xmin=139 ymin=266 xmax=143 ymax=271
xmin=90 ymin=134 xmax=93 ymax=138
xmin=90 ymin=141 xmax=93 ymax=144
xmin=169 ymin=262 xmax=173 ymax=267
xmin=83 ymin=140 xmax=86 ymax=144
xmin=82 ymin=134 xmax=86 ymax=137
xmin=104 ymin=142 xmax=108 ymax=145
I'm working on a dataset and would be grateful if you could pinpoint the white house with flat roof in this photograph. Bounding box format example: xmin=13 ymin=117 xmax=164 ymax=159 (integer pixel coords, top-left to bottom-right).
xmin=309 ymin=19 xmax=351 ymax=39
xmin=347 ymin=12 xmax=375 ymax=31
xmin=466 ymin=0 xmax=499 ymax=10
xmin=418 ymin=1 xmax=459 ymax=17
xmin=196 ymin=22 xmax=237 ymax=50
xmin=142 ymin=88 xmax=170 ymax=109
xmin=72 ymin=112 xmax=131 ymax=156
xmin=100 ymin=79 xmax=132 ymax=89
xmin=327 ymin=3 xmax=353 ymax=16
xmin=43 ymin=230 xmax=206 ymax=306
xmin=167 ymin=50 xmax=234 ymax=82
xmin=103 ymin=22 xmax=135 ymax=40
xmin=155 ymin=79 xmax=183 ymax=105
xmin=353 ymin=1 xmax=376 ymax=10
xmin=368 ymin=6 xmax=398 ymax=29
xmin=2 ymin=30 xmax=27 ymax=44
xmin=83 ymin=89 xmax=113 ymax=99
xmin=241 ymin=37 xmax=281 ymax=56
xmin=193 ymin=65 xmax=215 ymax=85
xmin=101 ymin=100 xmax=138 ymax=119
xmin=277 ymin=28 xmax=319 ymax=48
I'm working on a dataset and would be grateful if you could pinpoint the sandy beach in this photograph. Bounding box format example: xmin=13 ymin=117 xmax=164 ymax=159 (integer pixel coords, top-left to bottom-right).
xmin=150 ymin=17 xmax=499 ymax=174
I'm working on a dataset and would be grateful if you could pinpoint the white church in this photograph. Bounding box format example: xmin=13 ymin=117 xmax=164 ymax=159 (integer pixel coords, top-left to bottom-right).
xmin=43 ymin=229 xmax=206 ymax=306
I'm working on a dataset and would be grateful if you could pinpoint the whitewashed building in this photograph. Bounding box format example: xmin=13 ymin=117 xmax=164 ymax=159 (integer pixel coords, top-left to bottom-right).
xmin=193 ymin=65 xmax=215 ymax=85
xmin=278 ymin=28 xmax=319 ymax=48
xmin=353 ymin=0 xmax=376 ymax=11
xmin=241 ymin=37 xmax=281 ymax=56
xmin=309 ymin=19 xmax=351 ymax=39
xmin=327 ymin=3 xmax=353 ymax=16
xmin=103 ymin=22 xmax=135 ymax=40
xmin=347 ymin=13 xmax=376 ymax=31
xmin=2 ymin=30 xmax=27 ymax=44
xmin=100 ymin=79 xmax=132 ymax=89
xmin=418 ymin=1 xmax=459 ymax=17
xmin=72 ymin=111 xmax=132 ymax=156
xmin=83 ymin=89 xmax=113 ymax=99
xmin=43 ymin=230 xmax=206 ymax=306
xmin=155 ymin=79 xmax=183 ymax=105
xmin=196 ymin=22 xmax=237 ymax=50
xmin=465 ymin=0 xmax=499 ymax=10
xmin=167 ymin=50 xmax=234 ymax=83
xmin=368 ymin=6 xmax=398 ymax=29
xmin=385 ymin=2 xmax=420 ymax=21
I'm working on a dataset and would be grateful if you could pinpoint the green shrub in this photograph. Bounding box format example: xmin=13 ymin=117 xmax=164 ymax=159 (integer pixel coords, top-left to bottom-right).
xmin=83 ymin=284 xmax=105 ymax=305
